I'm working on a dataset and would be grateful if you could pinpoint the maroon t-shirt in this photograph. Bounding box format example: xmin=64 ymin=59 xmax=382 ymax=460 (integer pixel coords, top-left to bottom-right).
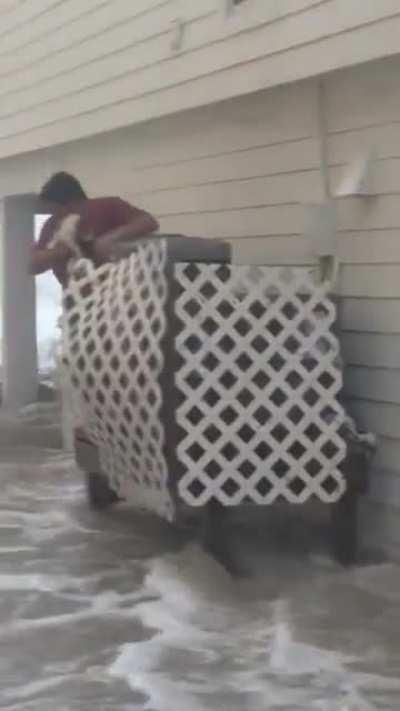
xmin=38 ymin=197 xmax=141 ymax=284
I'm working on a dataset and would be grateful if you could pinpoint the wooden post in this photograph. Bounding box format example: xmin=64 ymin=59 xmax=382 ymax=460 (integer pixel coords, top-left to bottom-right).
xmin=0 ymin=194 xmax=38 ymax=410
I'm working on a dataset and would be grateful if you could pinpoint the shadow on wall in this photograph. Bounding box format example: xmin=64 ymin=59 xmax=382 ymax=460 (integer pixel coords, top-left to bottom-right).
xmin=34 ymin=215 xmax=62 ymax=375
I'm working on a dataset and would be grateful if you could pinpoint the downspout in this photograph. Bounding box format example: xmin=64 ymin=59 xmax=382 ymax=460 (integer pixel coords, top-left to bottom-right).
xmin=316 ymin=78 xmax=338 ymax=284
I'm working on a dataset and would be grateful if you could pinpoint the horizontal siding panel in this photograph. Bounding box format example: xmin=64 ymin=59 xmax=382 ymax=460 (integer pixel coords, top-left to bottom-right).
xmin=0 ymin=1 xmax=218 ymax=94
xmin=142 ymin=159 xmax=400 ymax=216
xmin=341 ymin=299 xmax=400 ymax=334
xmin=228 ymin=232 xmax=400 ymax=268
xmin=1 ymin=0 xmax=394 ymax=74
xmin=342 ymin=333 xmax=400 ymax=369
xmin=0 ymin=0 xmax=372 ymax=87
xmin=344 ymin=366 xmax=400 ymax=405
xmin=326 ymin=55 xmax=400 ymax=133
xmin=133 ymin=139 xmax=321 ymax=192
xmin=340 ymin=265 xmax=400 ymax=298
xmin=0 ymin=84 xmax=317 ymax=195
xmin=231 ymin=236 xmax=313 ymax=265
xmin=2 ymin=2 xmax=400 ymax=149
xmin=374 ymin=437 xmax=400 ymax=473
xmin=126 ymin=83 xmax=318 ymax=169
xmin=2 ymin=0 xmax=399 ymax=107
xmin=140 ymin=171 xmax=324 ymax=216
xmin=0 ymin=4 xmax=175 ymax=100
xmin=0 ymin=0 xmax=60 ymax=38
xmin=0 ymin=0 xmax=314 ymax=78
xmin=159 ymin=204 xmax=306 ymax=239
xmin=338 ymin=231 xmax=400 ymax=266
xmin=328 ymin=123 xmax=400 ymax=164
xmin=338 ymin=196 xmax=400 ymax=232
xmin=2 ymin=0 xmax=400 ymax=135
xmin=0 ymin=0 xmax=171 ymax=67
xmin=331 ymin=158 xmax=400 ymax=198
xmin=4 ymin=12 xmax=400 ymax=157
xmin=0 ymin=0 xmax=318 ymax=93
xmin=0 ymin=0 xmax=109 ymax=56
xmin=177 ymin=0 xmax=327 ymax=64
xmin=84 ymin=136 xmax=400 ymax=203
xmin=345 ymin=400 xmax=400 ymax=440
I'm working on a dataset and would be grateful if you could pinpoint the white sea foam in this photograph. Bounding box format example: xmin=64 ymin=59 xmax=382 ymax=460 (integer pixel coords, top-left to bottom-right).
xmin=108 ymin=545 xmax=397 ymax=711
xmin=1 ymin=447 xmax=400 ymax=710
xmin=2 ymin=676 xmax=67 ymax=701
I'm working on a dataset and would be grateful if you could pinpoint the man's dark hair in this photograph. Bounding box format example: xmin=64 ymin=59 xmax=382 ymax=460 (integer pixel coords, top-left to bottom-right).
xmin=39 ymin=172 xmax=87 ymax=205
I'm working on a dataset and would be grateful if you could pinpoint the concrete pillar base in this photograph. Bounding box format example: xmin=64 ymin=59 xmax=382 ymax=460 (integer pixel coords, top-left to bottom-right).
xmin=0 ymin=194 xmax=38 ymax=411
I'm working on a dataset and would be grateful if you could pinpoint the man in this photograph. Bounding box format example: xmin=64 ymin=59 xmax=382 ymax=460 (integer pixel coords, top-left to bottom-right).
xmin=30 ymin=173 xmax=159 ymax=474
xmin=30 ymin=172 xmax=159 ymax=286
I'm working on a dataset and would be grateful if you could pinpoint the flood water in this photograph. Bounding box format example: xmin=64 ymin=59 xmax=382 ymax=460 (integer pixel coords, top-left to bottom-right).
xmin=1 ymin=444 xmax=400 ymax=710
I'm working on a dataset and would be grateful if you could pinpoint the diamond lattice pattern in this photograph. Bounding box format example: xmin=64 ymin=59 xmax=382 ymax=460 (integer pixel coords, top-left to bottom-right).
xmin=175 ymin=264 xmax=347 ymax=506
xmin=61 ymin=240 xmax=174 ymax=519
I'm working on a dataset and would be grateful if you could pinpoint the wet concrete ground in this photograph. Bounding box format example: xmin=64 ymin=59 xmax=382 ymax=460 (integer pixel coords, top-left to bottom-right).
xmin=1 ymin=441 xmax=400 ymax=710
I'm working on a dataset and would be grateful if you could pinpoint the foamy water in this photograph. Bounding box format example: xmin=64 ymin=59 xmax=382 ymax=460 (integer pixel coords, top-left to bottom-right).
xmin=0 ymin=446 xmax=399 ymax=710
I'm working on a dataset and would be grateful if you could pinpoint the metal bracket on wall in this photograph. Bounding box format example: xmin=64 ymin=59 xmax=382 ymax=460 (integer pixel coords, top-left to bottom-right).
xmin=334 ymin=148 xmax=377 ymax=198
xmin=170 ymin=19 xmax=185 ymax=52
xmin=304 ymin=201 xmax=338 ymax=285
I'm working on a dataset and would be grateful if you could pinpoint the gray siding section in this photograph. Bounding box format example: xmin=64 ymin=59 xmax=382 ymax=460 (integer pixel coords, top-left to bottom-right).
xmin=1 ymin=0 xmax=400 ymax=157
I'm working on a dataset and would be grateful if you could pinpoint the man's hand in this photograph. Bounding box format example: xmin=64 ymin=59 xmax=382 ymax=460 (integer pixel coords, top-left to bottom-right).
xmin=29 ymin=241 xmax=74 ymax=276
xmin=53 ymin=241 xmax=74 ymax=262
xmin=92 ymin=211 xmax=159 ymax=265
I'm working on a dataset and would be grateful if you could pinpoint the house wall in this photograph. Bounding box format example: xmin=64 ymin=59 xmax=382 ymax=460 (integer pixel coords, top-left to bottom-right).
xmin=2 ymin=0 xmax=400 ymax=158
xmin=0 ymin=55 xmax=400 ymax=506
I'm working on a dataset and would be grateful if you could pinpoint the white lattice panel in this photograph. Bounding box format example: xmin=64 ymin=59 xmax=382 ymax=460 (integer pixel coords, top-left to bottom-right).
xmin=62 ymin=240 xmax=174 ymax=520
xmin=175 ymin=264 xmax=347 ymax=506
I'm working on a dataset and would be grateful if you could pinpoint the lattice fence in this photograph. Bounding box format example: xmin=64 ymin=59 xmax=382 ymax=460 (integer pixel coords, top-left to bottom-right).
xmin=61 ymin=239 xmax=174 ymax=520
xmin=62 ymin=237 xmax=348 ymax=519
xmin=174 ymin=264 xmax=347 ymax=507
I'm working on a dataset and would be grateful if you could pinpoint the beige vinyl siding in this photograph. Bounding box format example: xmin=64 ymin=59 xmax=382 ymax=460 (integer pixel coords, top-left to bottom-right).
xmin=2 ymin=0 xmax=400 ymax=158
xmin=325 ymin=60 xmax=400 ymax=504
xmin=1 ymin=55 xmax=400 ymax=501
xmin=128 ymin=81 xmax=322 ymax=240
xmin=344 ymin=368 xmax=400 ymax=405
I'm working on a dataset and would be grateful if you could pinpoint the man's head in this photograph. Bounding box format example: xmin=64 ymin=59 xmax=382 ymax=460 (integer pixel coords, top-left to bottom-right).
xmin=39 ymin=172 xmax=87 ymax=207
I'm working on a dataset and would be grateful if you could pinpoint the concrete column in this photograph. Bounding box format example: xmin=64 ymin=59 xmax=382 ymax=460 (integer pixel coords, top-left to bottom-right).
xmin=0 ymin=194 xmax=38 ymax=411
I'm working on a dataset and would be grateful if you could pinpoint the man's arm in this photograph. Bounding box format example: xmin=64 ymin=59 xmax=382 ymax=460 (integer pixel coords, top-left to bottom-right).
xmin=92 ymin=206 xmax=159 ymax=264
xmin=29 ymin=242 xmax=73 ymax=276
